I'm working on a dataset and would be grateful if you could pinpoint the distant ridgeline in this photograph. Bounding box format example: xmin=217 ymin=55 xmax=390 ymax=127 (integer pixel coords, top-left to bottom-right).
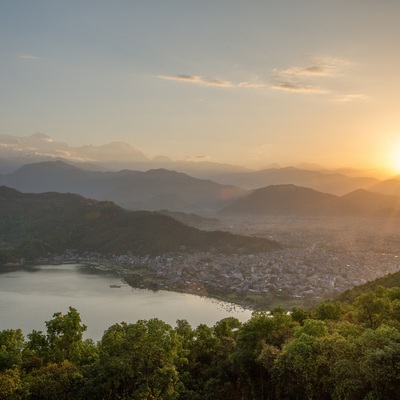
xmin=219 ymin=184 xmax=400 ymax=217
xmin=0 ymin=186 xmax=280 ymax=260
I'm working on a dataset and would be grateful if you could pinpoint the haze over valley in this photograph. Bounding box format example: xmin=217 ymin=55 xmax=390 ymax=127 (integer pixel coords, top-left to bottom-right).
xmin=2 ymin=138 xmax=400 ymax=310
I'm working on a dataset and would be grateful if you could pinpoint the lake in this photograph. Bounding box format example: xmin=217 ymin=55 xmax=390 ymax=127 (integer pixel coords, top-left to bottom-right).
xmin=0 ymin=263 xmax=252 ymax=340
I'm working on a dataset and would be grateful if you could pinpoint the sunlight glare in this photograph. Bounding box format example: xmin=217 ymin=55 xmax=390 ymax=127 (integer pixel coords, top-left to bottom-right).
xmin=389 ymin=142 xmax=400 ymax=174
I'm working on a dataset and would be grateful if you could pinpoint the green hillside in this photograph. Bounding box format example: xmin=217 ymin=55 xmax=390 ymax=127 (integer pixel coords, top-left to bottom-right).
xmin=0 ymin=186 xmax=280 ymax=258
xmin=337 ymin=269 xmax=400 ymax=303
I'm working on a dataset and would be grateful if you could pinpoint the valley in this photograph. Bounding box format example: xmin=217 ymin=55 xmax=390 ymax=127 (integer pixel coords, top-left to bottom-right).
xmin=3 ymin=3 xmax=400 ymax=396
xmin=11 ymin=214 xmax=400 ymax=310
xmin=2 ymin=141 xmax=400 ymax=310
xmin=115 ymin=214 xmax=400 ymax=308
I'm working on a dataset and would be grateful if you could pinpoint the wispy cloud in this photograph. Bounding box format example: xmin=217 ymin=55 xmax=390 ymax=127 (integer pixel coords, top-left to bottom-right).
xmin=271 ymin=56 xmax=356 ymax=96
xmin=159 ymin=56 xmax=366 ymax=101
xmin=277 ymin=57 xmax=351 ymax=78
xmin=278 ymin=65 xmax=332 ymax=77
xmin=159 ymin=74 xmax=269 ymax=89
xmin=332 ymin=93 xmax=370 ymax=102
xmin=159 ymin=74 xmax=233 ymax=87
xmin=271 ymin=81 xmax=328 ymax=94
xmin=17 ymin=53 xmax=41 ymax=60
xmin=238 ymin=81 xmax=267 ymax=88
xmin=179 ymin=155 xmax=212 ymax=162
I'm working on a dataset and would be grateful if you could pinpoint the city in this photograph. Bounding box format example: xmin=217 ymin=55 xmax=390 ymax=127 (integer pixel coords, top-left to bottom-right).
xmin=35 ymin=215 xmax=400 ymax=309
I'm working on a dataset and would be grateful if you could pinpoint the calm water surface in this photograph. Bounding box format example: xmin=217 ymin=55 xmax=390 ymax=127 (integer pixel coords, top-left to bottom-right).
xmin=0 ymin=264 xmax=252 ymax=340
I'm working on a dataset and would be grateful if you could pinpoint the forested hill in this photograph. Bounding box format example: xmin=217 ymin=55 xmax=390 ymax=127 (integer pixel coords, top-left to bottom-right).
xmin=337 ymin=269 xmax=400 ymax=303
xmin=0 ymin=186 xmax=280 ymax=257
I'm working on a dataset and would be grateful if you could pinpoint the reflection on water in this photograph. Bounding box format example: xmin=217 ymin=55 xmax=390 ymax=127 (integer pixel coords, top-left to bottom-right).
xmin=0 ymin=264 xmax=251 ymax=340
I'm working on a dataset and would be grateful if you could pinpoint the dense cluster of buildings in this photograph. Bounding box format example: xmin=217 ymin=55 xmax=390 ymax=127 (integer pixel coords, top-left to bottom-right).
xmin=38 ymin=215 xmax=400 ymax=305
xmin=109 ymin=246 xmax=400 ymax=300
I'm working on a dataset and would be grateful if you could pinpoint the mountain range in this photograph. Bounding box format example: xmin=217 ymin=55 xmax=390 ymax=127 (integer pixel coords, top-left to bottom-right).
xmin=0 ymin=132 xmax=249 ymax=176
xmin=0 ymin=160 xmax=246 ymax=213
xmin=207 ymin=166 xmax=381 ymax=194
xmin=2 ymin=159 xmax=400 ymax=217
xmin=3 ymin=133 xmax=400 ymax=196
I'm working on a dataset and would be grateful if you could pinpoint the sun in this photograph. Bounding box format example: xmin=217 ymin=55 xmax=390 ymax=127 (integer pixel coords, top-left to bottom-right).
xmin=392 ymin=157 xmax=400 ymax=174
xmin=388 ymin=145 xmax=400 ymax=175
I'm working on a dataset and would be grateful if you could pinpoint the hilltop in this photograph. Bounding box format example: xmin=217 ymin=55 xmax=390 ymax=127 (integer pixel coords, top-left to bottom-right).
xmin=219 ymin=184 xmax=400 ymax=217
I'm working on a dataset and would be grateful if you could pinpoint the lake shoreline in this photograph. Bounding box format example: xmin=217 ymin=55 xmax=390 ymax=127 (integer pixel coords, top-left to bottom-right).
xmin=0 ymin=260 xmax=314 ymax=311
xmin=0 ymin=263 xmax=254 ymax=340
xmin=82 ymin=260 xmax=313 ymax=311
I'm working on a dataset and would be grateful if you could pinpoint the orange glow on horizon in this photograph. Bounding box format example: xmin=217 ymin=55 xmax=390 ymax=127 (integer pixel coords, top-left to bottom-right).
xmin=387 ymin=141 xmax=400 ymax=175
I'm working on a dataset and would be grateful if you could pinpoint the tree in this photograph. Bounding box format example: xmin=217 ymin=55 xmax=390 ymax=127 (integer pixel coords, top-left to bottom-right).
xmin=179 ymin=322 xmax=229 ymax=400
xmin=0 ymin=368 xmax=26 ymax=400
xmin=290 ymin=307 xmax=309 ymax=325
xmin=313 ymin=301 xmax=343 ymax=321
xmin=96 ymin=318 xmax=184 ymax=400
xmin=272 ymin=323 xmax=334 ymax=400
xmin=44 ymin=307 xmax=87 ymax=364
xmin=359 ymin=325 xmax=400 ymax=399
xmin=23 ymin=360 xmax=83 ymax=400
xmin=233 ymin=312 xmax=298 ymax=400
xmin=24 ymin=330 xmax=48 ymax=370
xmin=0 ymin=329 xmax=25 ymax=371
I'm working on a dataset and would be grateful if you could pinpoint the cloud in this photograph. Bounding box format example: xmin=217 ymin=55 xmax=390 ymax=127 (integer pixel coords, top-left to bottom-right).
xmin=278 ymin=65 xmax=332 ymax=77
xmin=332 ymin=93 xmax=370 ymax=102
xmin=17 ymin=53 xmax=41 ymax=60
xmin=278 ymin=57 xmax=351 ymax=78
xmin=159 ymin=74 xmax=233 ymax=87
xmin=313 ymin=56 xmax=352 ymax=68
xmin=238 ymin=81 xmax=267 ymax=88
xmin=179 ymin=155 xmax=212 ymax=162
xmin=159 ymin=55 xmax=358 ymax=98
xmin=160 ymin=72 xmax=326 ymax=93
xmin=270 ymin=56 xmax=353 ymax=95
xmin=159 ymin=74 xmax=269 ymax=89
xmin=271 ymin=81 xmax=328 ymax=94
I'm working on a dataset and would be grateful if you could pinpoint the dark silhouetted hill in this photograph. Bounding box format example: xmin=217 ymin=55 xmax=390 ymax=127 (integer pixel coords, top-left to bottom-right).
xmin=219 ymin=184 xmax=340 ymax=216
xmin=219 ymin=184 xmax=400 ymax=217
xmin=209 ymin=166 xmax=379 ymax=194
xmin=0 ymin=186 xmax=280 ymax=258
xmin=340 ymin=188 xmax=400 ymax=216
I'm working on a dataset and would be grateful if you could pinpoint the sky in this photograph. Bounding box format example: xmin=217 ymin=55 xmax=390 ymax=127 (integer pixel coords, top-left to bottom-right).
xmin=1 ymin=1 xmax=400 ymax=172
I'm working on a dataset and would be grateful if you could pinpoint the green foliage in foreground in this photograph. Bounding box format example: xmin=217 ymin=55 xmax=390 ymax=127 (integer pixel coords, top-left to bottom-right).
xmin=1 ymin=286 xmax=400 ymax=400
